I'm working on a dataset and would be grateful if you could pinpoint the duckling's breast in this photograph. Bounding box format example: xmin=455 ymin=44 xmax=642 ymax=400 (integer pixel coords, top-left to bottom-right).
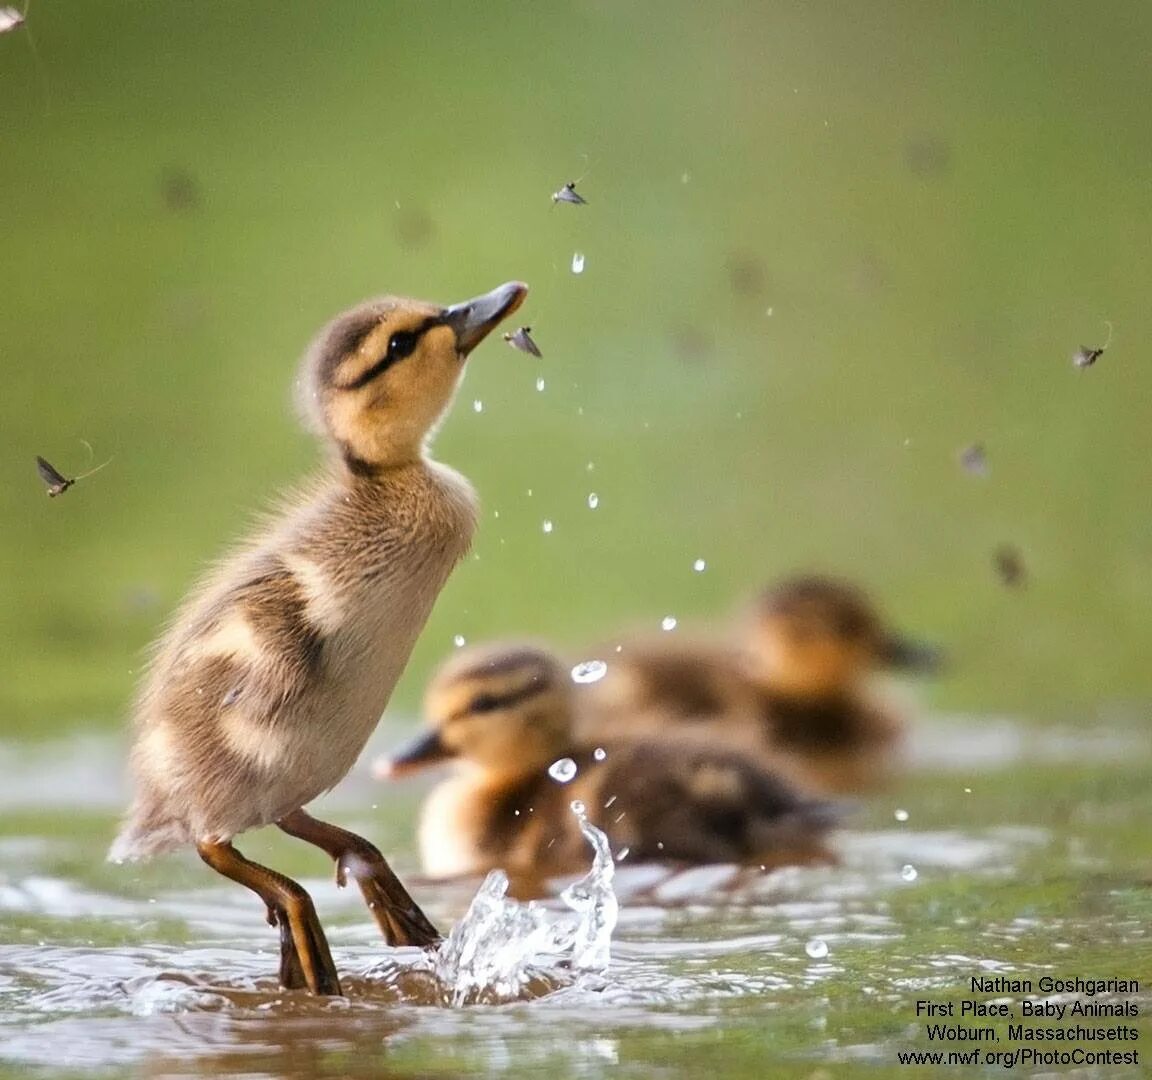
xmin=273 ymin=462 xmax=479 ymax=791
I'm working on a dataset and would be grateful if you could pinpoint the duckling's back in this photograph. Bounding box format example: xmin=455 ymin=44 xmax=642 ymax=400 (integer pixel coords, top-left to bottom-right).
xmin=113 ymin=461 xmax=476 ymax=860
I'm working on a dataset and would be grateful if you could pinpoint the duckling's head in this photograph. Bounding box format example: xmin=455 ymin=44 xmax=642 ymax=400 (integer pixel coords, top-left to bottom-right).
xmin=377 ymin=643 xmax=574 ymax=779
xmin=298 ymin=281 xmax=527 ymax=473
xmin=744 ymin=576 xmax=940 ymax=699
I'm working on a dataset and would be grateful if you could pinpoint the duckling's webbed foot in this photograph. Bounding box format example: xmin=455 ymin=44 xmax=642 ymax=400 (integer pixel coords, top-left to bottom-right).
xmin=196 ymin=839 xmax=342 ymax=996
xmin=277 ymin=808 xmax=441 ymax=949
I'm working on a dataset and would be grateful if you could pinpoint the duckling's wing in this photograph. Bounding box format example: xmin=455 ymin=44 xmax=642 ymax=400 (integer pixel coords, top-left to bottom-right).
xmin=174 ymin=563 xmax=326 ymax=718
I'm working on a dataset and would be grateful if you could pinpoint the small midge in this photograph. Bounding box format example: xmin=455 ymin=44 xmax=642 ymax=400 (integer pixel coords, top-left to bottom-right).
xmin=958 ymin=442 xmax=988 ymax=477
xmin=0 ymin=5 xmax=25 ymax=33
xmin=503 ymin=326 xmax=542 ymax=358
xmin=1072 ymin=321 xmax=1112 ymax=368
xmin=551 ymin=180 xmax=587 ymax=205
xmin=994 ymin=544 xmax=1026 ymax=588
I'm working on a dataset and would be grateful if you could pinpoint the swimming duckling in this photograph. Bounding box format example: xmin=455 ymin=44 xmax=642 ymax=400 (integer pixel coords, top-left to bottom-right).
xmin=110 ymin=281 xmax=528 ymax=995
xmin=580 ymin=576 xmax=940 ymax=794
xmin=375 ymin=643 xmax=840 ymax=888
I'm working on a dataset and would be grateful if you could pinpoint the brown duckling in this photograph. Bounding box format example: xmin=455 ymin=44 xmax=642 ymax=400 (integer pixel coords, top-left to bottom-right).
xmin=580 ymin=576 xmax=940 ymax=794
xmin=110 ymin=281 xmax=528 ymax=995
xmin=374 ymin=643 xmax=840 ymax=888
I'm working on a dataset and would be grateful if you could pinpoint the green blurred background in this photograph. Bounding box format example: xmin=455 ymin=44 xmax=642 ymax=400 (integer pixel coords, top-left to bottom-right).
xmin=2 ymin=0 xmax=1150 ymax=739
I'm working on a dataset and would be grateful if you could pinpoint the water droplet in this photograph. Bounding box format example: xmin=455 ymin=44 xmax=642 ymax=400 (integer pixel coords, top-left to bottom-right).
xmin=692 ymin=558 xmax=706 ymax=572
xmin=680 ymin=171 xmax=691 ymax=184
xmin=571 ymin=251 xmax=585 ymax=274
xmin=805 ymin=938 xmax=829 ymax=959
xmin=548 ymin=757 xmax=577 ymax=783
xmin=661 ymin=616 xmax=678 ymax=631
xmin=593 ymin=747 xmax=607 ymax=762
xmin=586 ymin=462 xmax=595 ymax=472
xmin=453 ymin=634 xmax=466 ymax=648
xmin=616 ymin=846 xmax=630 ymax=861
xmin=587 ymin=492 xmax=599 ymax=510
xmin=894 ymin=808 xmax=909 ymax=822
xmin=570 ymin=799 xmax=586 ymax=816
xmin=542 ymin=520 xmax=554 ymax=534
xmin=901 ymin=864 xmax=918 ymax=882
xmin=535 ymin=377 xmax=545 ymax=392
xmin=472 ymin=399 xmax=483 ymax=413
xmin=571 ymin=660 xmax=608 ymax=684
xmin=963 ymin=787 xmax=972 ymax=794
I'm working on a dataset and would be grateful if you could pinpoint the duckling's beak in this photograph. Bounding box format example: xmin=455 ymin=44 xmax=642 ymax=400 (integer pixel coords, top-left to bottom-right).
xmin=881 ymin=636 xmax=944 ymax=674
xmin=444 ymin=281 xmax=528 ymax=356
xmin=373 ymin=729 xmax=453 ymax=780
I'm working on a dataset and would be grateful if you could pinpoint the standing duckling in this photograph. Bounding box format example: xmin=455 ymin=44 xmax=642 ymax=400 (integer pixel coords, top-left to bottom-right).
xmin=580 ymin=576 xmax=939 ymax=794
xmin=110 ymin=281 xmax=528 ymax=995
xmin=374 ymin=643 xmax=840 ymax=890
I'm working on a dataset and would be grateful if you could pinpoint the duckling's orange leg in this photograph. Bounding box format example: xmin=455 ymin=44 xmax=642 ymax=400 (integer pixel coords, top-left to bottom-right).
xmin=196 ymin=839 xmax=342 ymax=996
xmin=276 ymin=809 xmax=441 ymax=948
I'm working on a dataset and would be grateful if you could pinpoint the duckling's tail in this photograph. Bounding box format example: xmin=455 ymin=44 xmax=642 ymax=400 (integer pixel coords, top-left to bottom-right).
xmin=108 ymin=800 xmax=190 ymax=863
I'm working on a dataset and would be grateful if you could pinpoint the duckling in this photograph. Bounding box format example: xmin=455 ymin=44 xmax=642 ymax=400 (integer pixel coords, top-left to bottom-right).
xmin=580 ymin=576 xmax=940 ymax=794
xmin=110 ymin=281 xmax=528 ymax=995
xmin=375 ymin=643 xmax=840 ymax=888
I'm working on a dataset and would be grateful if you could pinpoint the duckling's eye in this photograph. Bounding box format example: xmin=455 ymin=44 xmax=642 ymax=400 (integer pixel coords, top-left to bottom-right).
xmin=387 ymin=331 xmax=418 ymax=360
xmin=345 ymin=328 xmax=422 ymax=390
xmin=469 ymin=693 xmax=503 ymax=714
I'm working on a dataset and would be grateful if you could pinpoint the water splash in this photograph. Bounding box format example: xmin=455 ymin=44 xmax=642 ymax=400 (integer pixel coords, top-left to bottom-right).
xmin=571 ymin=252 xmax=586 ymax=274
xmin=587 ymin=493 xmax=599 ymax=510
xmin=805 ymin=938 xmax=829 ymax=959
xmin=431 ymin=808 xmax=617 ymax=1005
xmin=548 ymin=757 xmax=578 ymax=783
xmin=571 ymin=660 xmax=608 ymax=684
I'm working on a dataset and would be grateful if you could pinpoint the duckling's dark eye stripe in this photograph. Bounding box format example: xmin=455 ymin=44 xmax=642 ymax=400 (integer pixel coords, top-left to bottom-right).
xmin=452 ymin=677 xmax=551 ymax=721
xmin=345 ymin=313 xmax=448 ymax=390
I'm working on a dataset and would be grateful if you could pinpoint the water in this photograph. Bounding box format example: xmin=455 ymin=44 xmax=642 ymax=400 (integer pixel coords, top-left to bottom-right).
xmin=0 ymin=716 xmax=1149 ymax=1078
xmin=429 ymin=808 xmax=616 ymax=1006
xmin=547 ymin=757 xmax=578 ymax=783
xmin=804 ymin=938 xmax=829 ymax=959
xmin=570 ymin=660 xmax=608 ymax=685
